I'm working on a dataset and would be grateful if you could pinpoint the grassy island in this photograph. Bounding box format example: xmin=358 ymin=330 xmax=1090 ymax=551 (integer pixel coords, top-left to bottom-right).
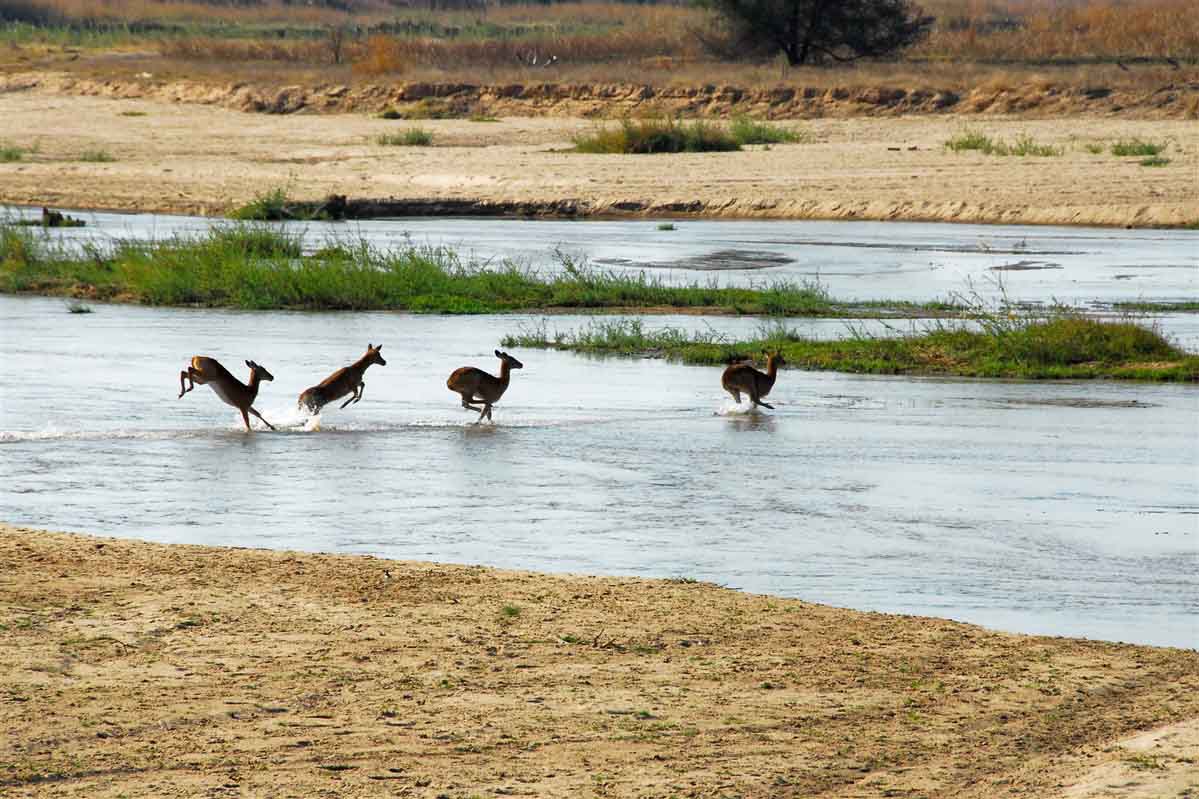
xmin=503 ymin=318 xmax=1199 ymax=382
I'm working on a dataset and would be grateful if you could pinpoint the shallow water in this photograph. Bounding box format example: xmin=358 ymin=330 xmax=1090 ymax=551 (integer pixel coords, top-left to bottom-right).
xmin=1 ymin=295 xmax=1195 ymax=649
xmin=7 ymin=206 xmax=1197 ymax=305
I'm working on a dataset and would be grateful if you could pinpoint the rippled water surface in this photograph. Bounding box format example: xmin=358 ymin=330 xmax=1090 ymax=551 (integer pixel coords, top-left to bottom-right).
xmin=2 ymin=293 xmax=1196 ymax=648
xmin=7 ymin=206 xmax=1198 ymax=304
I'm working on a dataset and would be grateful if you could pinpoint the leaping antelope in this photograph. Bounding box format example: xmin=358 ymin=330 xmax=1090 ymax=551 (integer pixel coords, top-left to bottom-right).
xmin=298 ymin=343 xmax=387 ymax=415
xmin=179 ymin=357 xmax=276 ymax=431
xmin=722 ymin=352 xmax=785 ymax=410
xmin=447 ymin=349 xmax=523 ymax=423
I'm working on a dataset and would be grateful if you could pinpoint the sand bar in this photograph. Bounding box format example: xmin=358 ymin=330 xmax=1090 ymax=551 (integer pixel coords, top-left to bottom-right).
xmin=2 ymin=526 xmax=1197 ymax=797
xmin=0 ymin=88 xmax=1196 ymax=227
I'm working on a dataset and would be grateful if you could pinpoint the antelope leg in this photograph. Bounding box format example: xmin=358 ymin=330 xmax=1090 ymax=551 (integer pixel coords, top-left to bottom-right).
xmin=249 ymin=407 xmax=276 ymax=430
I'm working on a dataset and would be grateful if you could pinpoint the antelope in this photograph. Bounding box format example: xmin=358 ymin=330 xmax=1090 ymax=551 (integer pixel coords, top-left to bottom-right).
xmin=721 ymin=352 xmax=785 ymax=410
xmin=178 ymin=357 xmax=276 ymax=431
xmin=447 ymin=349 xmax=523 ymax=423
xmin=298 ymin=343 xmax=387 ymax=415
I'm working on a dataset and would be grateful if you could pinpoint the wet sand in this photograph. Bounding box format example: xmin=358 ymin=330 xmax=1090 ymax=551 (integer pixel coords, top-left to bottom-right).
xmin=0 ymin=89 xmax=1196 ymax=227
xmin=2 ymin=526 xmax=1197 ymax=798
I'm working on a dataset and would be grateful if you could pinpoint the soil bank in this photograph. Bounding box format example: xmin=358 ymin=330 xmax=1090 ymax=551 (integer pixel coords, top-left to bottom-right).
xmin=0 ymin=87 xmax=1196 ymax=227
xmin=2 ymin=526 xmax=1197 ymax=798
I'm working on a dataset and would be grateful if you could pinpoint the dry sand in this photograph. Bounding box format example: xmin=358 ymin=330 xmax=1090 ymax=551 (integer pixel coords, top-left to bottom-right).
xmin=0 ymin=87 xmax=1196 ymax=227
xmin=2 ymin=526 xmax=1197 ymax=798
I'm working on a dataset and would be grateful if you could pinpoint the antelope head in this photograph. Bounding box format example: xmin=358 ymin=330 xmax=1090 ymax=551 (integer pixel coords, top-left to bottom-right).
xmin=246 ymin=360 xmax=275 ymax=383
xmin=495 ymin=349 xmax=524 ymax=370
xmin=366 ymin=342 xmax=387 ymax=367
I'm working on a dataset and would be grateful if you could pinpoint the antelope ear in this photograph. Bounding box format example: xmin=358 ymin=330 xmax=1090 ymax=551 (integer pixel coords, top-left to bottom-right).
xmin=375 ymin=343 xmax=382 ymax=351
xmin=368 ymin=342 xmax=373 ymax=350
xmin=495 ymin=349 xmax=502 ymax=357
xmin=245 ymin=360 xmax=254 ymax=369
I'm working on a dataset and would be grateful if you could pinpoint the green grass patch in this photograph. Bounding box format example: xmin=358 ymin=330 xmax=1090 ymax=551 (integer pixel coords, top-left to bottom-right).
xmin=1082 ymin=142 xmax=1105 ymax=154
xmin=118 ymin=110 xmax=147 ymax=117
xmin=729 ymin=115 xmax=807 ymax=145
xmin=0 ymin=223 xmax=877 ymax=315
xmin=1139 ymin=155 xmax=1170 ymax=167
xmin=0 ymin=143 xmax=27 ymax=162
xmin=657 ymin=222 xmax=677 ymax=231
xmin=1111 ymin=300 xmax=1199 ymax=313
xmin=501 ymin=317 xmax=1196 ymax=382
xmin=229 ymin=187 xmax=295 ymax=221
xmin=945 ymin=131 xmax=1061 ymax=156
xmin=573 ymin=118 xmax=740 ymax=154
xmin=377 ymin=128 xmax=433 ymax=147
xmin=944 ymin=130 xmax=993 ymax=152
xmin=1111 ymin=138 xmax=1165 ymax=157
xmin=79 ymin=149 xmax=116 ymax=163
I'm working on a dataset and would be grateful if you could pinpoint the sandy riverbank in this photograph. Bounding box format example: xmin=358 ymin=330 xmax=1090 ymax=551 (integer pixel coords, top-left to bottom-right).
xmin=0 ymin=89 xmax=1196 ymax=227
xmin=1 ymin=526 xmax=1197 ymax=798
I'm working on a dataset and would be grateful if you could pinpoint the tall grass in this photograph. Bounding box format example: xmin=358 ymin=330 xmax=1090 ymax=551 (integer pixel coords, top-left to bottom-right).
xmin=503 ymin=315 xmax=1197 ymax=382
xmin=574 ymin=118 xmax=739 ymax=155
xmin=0 ymin=223 xmax=851 ymax=315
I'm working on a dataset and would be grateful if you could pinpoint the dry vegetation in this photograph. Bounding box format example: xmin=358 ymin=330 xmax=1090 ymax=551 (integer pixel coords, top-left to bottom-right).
xmin=2 ymin=0 xmax=1196 ymax=91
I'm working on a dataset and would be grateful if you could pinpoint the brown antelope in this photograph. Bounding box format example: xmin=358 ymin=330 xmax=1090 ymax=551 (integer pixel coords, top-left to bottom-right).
xmin=447 ymin=350 xmax=523 ymax=422
xmin=721 ymin=352 xmax=785 ymax=410
xmin=178 ymin=357 xmax=276 ymax=431
xmin=298 ymin=343 xmax=387 ymax=414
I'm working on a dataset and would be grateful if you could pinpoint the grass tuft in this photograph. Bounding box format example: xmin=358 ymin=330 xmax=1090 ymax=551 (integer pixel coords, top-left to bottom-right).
xmin=1111 ymin=138 xmax=1165 ymax=157
xmin=229 ymin=187 xmax=294 ymax=221
xmin=79 ymin=149 xmax=116 ymax=163
xmin=945 ymin=131 xmax=1061 ymax=156
xmin=377 ymin=128 xmax=433 ymax=146
xmin=657 ymin=222 xmax=676 ymax=231
xmin=1139 ymin=155 xmax=1170 ymax=167
xmin=0 ymin=143 xmax=27 ymax=162
xmin=729 ymin=115 xmax=806 ymax=145
xmin=573 ymin=118 xmax=740 ymax=154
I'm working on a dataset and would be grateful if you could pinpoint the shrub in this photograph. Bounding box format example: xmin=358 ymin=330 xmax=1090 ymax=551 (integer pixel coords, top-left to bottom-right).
xmin=229 ymin=187 xmax=293 ymax=221
xmin=378 ymin=128 xmax=433 ymax=146
xmin=574 ymin=118 xmax=740 ymax=154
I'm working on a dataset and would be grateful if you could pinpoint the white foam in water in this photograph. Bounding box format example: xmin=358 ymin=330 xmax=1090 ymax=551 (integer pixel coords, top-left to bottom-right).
xmin=715 ymin=400 xmax=758 ymax=417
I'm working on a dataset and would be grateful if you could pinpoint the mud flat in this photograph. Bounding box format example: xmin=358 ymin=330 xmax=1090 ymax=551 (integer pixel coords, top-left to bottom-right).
xmin=0 ymin=89 xmax=1196 ymax=227
xmin=2 ymin=526 xmax=1197 ymax=798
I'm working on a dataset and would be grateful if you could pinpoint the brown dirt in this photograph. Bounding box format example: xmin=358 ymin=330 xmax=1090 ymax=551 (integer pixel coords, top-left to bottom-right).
xmin=2 ymin=526 xmax=1198 ymax=798
xmin=0 ymin=86 xmax=1196 ymax=226
xmin=4 ymin=70 xmax=1199 ymax=120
